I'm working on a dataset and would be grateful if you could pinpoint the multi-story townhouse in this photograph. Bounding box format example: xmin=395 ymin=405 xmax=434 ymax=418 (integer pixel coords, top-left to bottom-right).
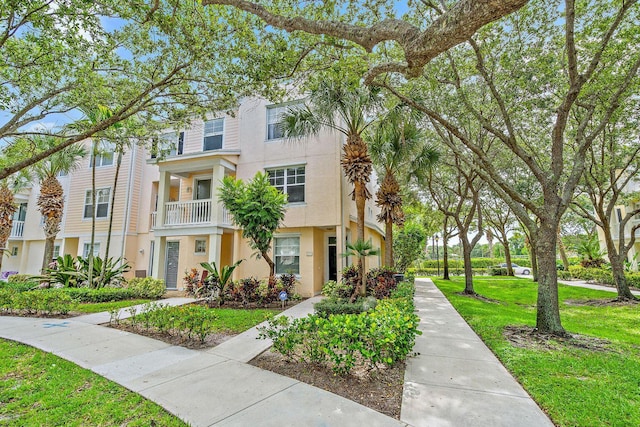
xmin=597 ymin=178 xmax=640 ymax=270
xmin=3 ymin=96 xmax=385 ymax=296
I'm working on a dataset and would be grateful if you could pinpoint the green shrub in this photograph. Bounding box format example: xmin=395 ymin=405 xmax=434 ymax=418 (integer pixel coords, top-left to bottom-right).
xmin=313 ymin=297 xmax=376 ymax=318
xmin=366 ymin=267 xmax=398 ymax=299
xmin=259 ymin=283 xmax=420 ymax=375
xmin=121 ymin=302 xmax=218 ymax=343
xmin=557 ymin=270 xmax=573 ymax=280
xmin=321 ymin=280 xmax=354 ymax=299
xmin=7 ymin=274 xmax=35 ymax=285
xmin=0 ymin=281 xmax=37 ymax=292
xmin=126 ymin=277 xmax=166 ymax=299
xmin=488 ymin=266 xmax=508 ymax=276
xmin=390 ymin=281 xmax=415 ymax=300
xmin=62 ymin=287 xmax=137 ymax=303
xmin=3 ymin=289 xmax=76 ymax=315
xmin=408 ymin=267 xmax=487 ymax=276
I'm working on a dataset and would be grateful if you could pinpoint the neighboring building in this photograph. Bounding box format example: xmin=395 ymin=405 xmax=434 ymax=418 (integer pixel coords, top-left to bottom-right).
xmin=3 ymin=96 xmax=385 ymax=296
xmin=596 ymin=178 xmax=640 ymax=271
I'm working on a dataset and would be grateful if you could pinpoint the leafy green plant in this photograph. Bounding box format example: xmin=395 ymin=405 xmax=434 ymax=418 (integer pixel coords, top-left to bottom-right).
xmin=343 ymin=239 xmax=380 ymax=300
xmin=7 ymin=274 xmax=35 ymax=285
xmin=199 ymin=259 xmax=243 ymax=306
xmin=321 ymin=280 xmax=354 ymax=300
xmin=125 ymin=277 xmax=166 ymax=299
xmin=3 ymin=289 xmax=76 ymax=315
xmin=77 ymin=256 xmax=130 ymax=288
xmin=62 ymin=287 xmax=137 ymax=303
xmin=313 ymin=298 xmax=375 ymax=318
xmin=260 ymin=283 xmax=420 ymax=375
xmin=39 ymin=254 xmax=80 ymax=287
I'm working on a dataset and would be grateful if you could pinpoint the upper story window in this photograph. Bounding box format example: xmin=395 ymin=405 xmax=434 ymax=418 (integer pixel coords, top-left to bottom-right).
xmin=267 ymin=166 xmax=305 ymax=203
xmin=90 ymin=141 xmax=114 ymax=168
xmin=13 ymin=202 xmax=27 ymax=222
xmin=266 ymin=101 xmax=303 ymax=141
xmin=83 ymin=242 xmax=100 ymax=258
xmin=83 ymin=188 xmax=111 ymax=219
xmin=203 ymin=118 xmax=224 ymax=151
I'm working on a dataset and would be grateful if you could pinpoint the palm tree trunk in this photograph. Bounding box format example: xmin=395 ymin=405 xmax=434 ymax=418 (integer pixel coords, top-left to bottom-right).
xmin=100 ymin=148 xmax=123 ymax=285
xmin=385 ymin=216 xmax=393 ymax=267
xmin=88 ymin=141 xmax=97 ymax=288
xmin=42 ymin=236 xmax=56 ymax=272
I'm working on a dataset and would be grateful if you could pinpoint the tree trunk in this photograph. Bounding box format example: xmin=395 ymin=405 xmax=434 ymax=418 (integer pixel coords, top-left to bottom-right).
xmin=557 ymin=227 xmax=570 ymax=272
xmin=502 ymin=233 xmax=514 ymax=276
xmin=385 ymin=216 xmax=393 ymax=268
xmin=42 ymin=236 xmax=55 ymax=272
xmin=604 ymin=233 xmax=636 ymax=301
xmin=262 ymin=250 xmax=275 ymax=281
xmin=530 ymin=242 xmax=538 ymax=282
xmin=354 ymin=182 xmax=367 ymax=295
xmin=461 ymin=238 xmax=475 ymax=294
xmin=442 ymin=232 xmax=450 ymax=280
xmin=486 ymin=229 xmax=494 ymax=258
xmin=534 ymin=223 xmax=566 ymax=335
xmin=88 ymin=141 xmax=97 ymax=288
xmin=0 ymin=248 xmax=4 ymax=272
xmin=100 ymin=148 xmax=123 ymax=285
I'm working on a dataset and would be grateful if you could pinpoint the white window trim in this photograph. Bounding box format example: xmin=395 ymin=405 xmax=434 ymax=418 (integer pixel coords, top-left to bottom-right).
xmin=265 ymin=101 xmax=303 ymax=142
xmin=83 ymin=187 xmax=112 ymax=220
xmin=89 ymin=141 xmax=115 ymax=168
xmin=194 ymin=239 xmax=207 ymax=255
xmin=82 ymin=242 xmax=100 ymax=258
xmin=203 ymin=118 xmax=225 ymax=151
xmin=266 ymin=165 xmax=306 ymax=204
xmin=273 ymin=233 xmax=302 ymax=277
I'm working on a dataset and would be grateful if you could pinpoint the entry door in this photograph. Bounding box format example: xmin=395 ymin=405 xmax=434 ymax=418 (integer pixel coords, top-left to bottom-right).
xmin=328 ymin=236 xmax=337 ymax=282
xmin=165 ymin=242 xmax=180 ymax=289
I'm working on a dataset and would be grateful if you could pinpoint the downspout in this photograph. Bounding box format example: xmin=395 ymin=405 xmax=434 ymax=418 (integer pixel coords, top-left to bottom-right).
xmin=339 ymin=133 xmax=346 ymax=274
xmin=120 ymin=143 xmax=136 ymax=263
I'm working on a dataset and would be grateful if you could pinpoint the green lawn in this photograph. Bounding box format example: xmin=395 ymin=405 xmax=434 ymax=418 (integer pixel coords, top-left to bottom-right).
xmin=0 ymin=339 xmax=186 ymax=426
xmin=74 ymin=299 xmax=152 ymax=313
xmin=197 ymin=307 xmax=278 ymax=333
xmin=432 ymin=276 xmax=640 ymax=427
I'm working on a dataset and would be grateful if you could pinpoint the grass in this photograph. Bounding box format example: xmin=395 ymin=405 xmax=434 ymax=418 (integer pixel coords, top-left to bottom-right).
xmin=73 ymin=299 xmax=152 ymax=313
xmin=431 ymin=276 xmax=640 ymax=427
xmin=0 ymin=339 xmax=186 ymax=426
xmin=198 ymin=307 xmax=278 ymax=333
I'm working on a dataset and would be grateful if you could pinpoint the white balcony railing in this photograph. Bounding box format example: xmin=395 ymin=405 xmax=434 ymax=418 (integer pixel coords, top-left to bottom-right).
xmin=164 ymin=199 xmax=212 ymax=226
xmin=151 ymin=200 xmax=234 ymax=228
xmin=10 ymin=220 xmax=24 ymax=238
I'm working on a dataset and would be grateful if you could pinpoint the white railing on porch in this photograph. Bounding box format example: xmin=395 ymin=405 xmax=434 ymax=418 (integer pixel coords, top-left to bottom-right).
xmin=10 ymin=220 xmax=24 ymax=238
xmin=151 ymin=201 xmax=234 ymax=228
xmin=164 ymin=199 xmax=212 ymax=226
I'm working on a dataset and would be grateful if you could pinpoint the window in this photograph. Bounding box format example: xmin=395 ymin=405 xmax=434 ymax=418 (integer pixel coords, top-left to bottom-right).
xmin=274 ymin=236 xmax=300 ymax=275
xmin=267 ymin=166 xmax=305 ymax=203
xmin=83 ymin=243 xmax=100 ymax=258
xmin=10 ymin=246 xmax=18 ymax=257
xmin=53 ymin=244 xmax=61 ymax=260
xmin=162 ymin=132 xmax=184 ymax=156
xmin=266 ymin=102 xmax=302 ymax=141
xmin=90 ymin=141 xmax=115 ymax=167
xmin=203 ymin=118 xmax=224 ymax=151
xmin=195 ymin=239 xmax=206 ymax=254
xmin=13 ymin=203 xmax=27 ymax=222
xmin=83 ymin=188 xmax=111 ymax=219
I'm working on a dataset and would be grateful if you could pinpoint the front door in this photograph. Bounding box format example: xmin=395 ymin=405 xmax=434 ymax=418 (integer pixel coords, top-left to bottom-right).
xmin=328 ymin=236 xmax=337 ymax=282
xmin=165 ymin=241 xmax=180 ymax=289
xmin=195 ymin=179 xmax=211 ymax=200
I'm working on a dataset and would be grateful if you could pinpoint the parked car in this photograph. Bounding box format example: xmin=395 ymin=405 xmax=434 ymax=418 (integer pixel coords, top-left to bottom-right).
xmin=499 ymin=263 xmax=531 ymax=275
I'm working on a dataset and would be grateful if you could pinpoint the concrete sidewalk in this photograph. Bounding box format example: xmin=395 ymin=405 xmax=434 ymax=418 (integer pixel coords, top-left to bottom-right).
xmin=0 ymin=296 xmax=403 ymax=427
xmin=558 ymin=278 xmax=640 ymax=296
xmin=401 ymin=279 xmax=554 ymax=427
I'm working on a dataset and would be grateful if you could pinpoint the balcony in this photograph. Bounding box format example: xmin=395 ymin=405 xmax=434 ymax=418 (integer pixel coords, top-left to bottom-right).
xmin=10 ymin=221 xmax=24 ymax=239
xmin=150 ymin=200 xmax=232 ymax=229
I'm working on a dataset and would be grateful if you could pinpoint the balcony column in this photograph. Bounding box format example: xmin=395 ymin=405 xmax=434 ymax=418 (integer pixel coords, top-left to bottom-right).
xmin=152 ymin=236 xmax=166 ymax=279
xmin=208 ymin=229 xmax=223 ymax=265
xmin=156 ymin=170 xmax=171 ymax=228
xmin=210 ymin=160 xmax=226 ymax=225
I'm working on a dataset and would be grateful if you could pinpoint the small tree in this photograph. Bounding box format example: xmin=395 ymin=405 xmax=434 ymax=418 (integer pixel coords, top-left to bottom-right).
xmin=393 ymin=222 xmax=426 ymax=273
xmin=219 ymin=172 xmax=287 ymax=280
xmin=343 ymin=239 xmax=380 ymax=301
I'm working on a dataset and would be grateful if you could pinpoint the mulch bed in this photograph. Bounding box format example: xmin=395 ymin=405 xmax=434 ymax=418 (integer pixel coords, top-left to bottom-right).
xmin=503 ymin=325 xmax=613 ymax=352
xmin=250 ymin=350 xmax=405 ymax=419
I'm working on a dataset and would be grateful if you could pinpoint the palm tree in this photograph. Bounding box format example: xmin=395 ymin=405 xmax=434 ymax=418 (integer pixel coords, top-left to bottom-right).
xmin=281 ymin=81 xmax=382 ymax=297
xmin=368 ymin=109 xmax=439 ymax=267
xmin=343 ymin=239 xmax=380 ymax=301
xmin=32 ymin=137 xmax=87 ymax=272
xmin=0 ymin=172 xmax=29 ymax=272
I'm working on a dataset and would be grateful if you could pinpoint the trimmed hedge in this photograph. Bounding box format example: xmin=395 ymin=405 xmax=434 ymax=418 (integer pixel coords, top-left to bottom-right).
xmin=62 ymin=287 xmax=138 ymax=303
xmin=314 ymin=297 xmax=377 ymax=318
xmin=259 ymin=281 xmax=420 ymax=375
xmin=125 ymin=277 xmax=166 ymax=299
xmin=0 ymin=289 xmax=76 ymax=315
xmin=0 ymin=281 xmax=37 ymax=292
xmin=567 ymin=266 xmax=640 ymax=289
xmin=408 ymin=267 xmax=487 ymax=277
